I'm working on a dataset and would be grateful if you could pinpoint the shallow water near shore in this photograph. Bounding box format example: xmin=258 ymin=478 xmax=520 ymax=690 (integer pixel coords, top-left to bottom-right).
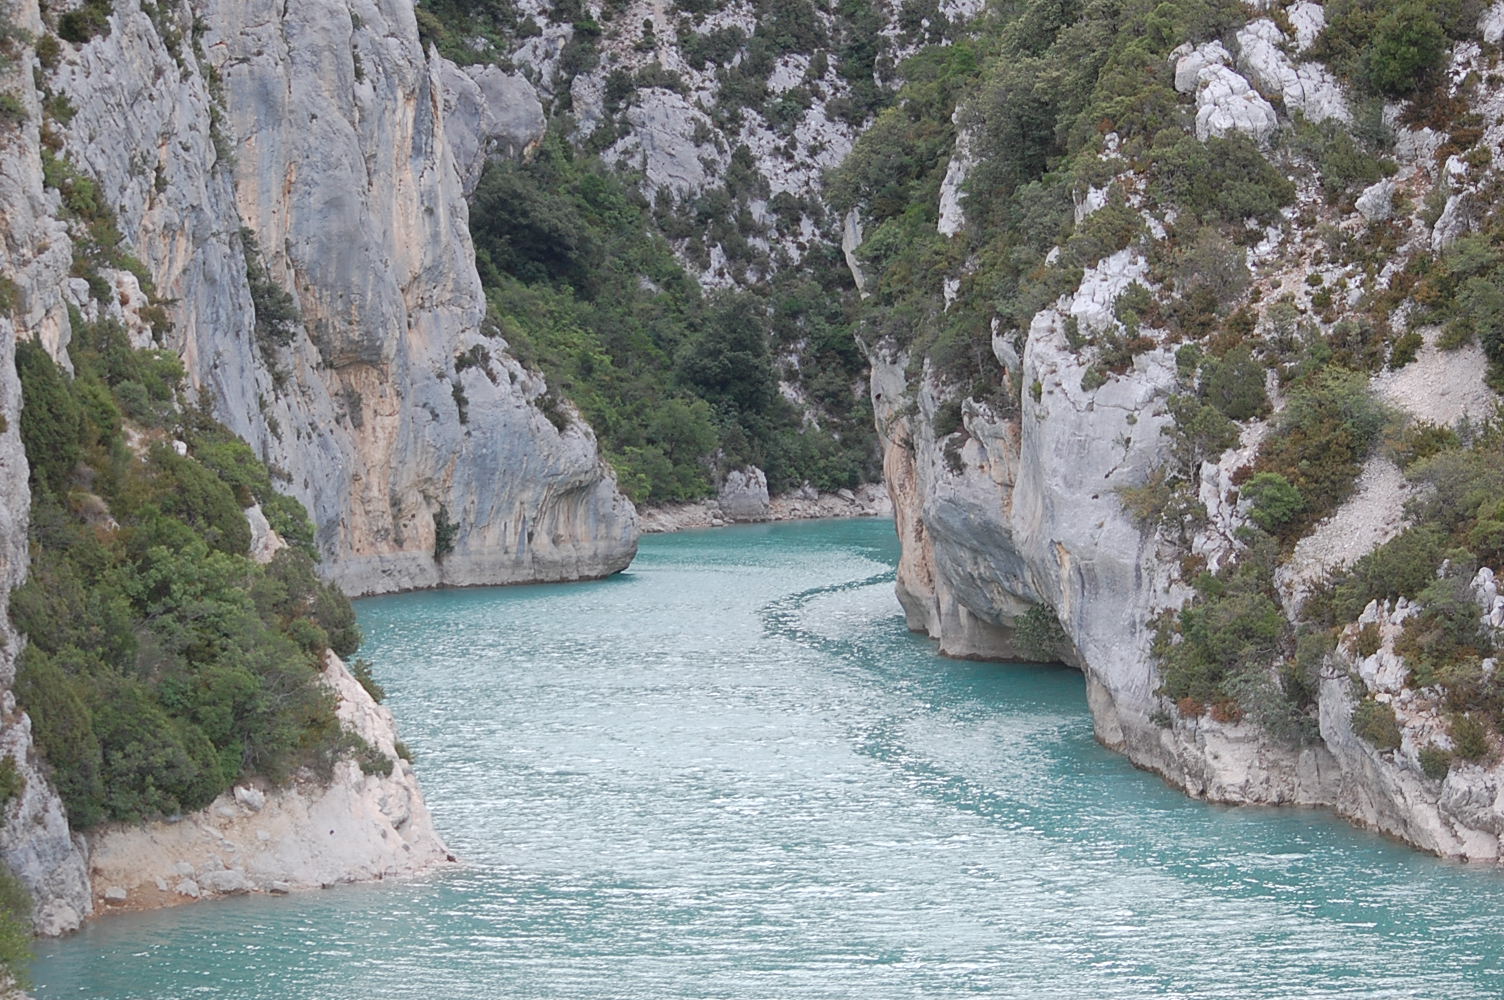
xmin=30 ymin=518 xmax=1504 ymax=997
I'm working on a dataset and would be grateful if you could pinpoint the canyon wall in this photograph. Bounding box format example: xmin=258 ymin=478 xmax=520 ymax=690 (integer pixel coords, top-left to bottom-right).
xmin=862 ymin=3 xmax=1504 ymax=861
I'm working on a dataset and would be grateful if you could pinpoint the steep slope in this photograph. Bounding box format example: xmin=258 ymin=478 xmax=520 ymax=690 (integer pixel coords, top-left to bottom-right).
xmin=0 ymin=0 xmax=642 ymax=943
xmin=25 ymin=0 xmax=636 ymax=597
xmin=845 ymin=0 xmax=1504 ymax=859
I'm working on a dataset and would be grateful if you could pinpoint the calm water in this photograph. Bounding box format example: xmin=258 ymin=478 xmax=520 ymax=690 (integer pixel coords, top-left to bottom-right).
xmin=31 ymin=519 xmax=1504 ymax=997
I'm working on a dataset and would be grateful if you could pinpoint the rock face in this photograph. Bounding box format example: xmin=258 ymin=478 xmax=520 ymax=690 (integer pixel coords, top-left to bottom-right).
xmin=85 ymin=652 xmax=449 ymax=910
xmin=0 ymin=0 xmax=99 ymax=936
xmin=717 ymin=468 xmax=771 ymax=522
xmin=31 ymin=0 xmax=637 ymax=598
xmin=863 ymin=3 xmax=1504 ymax=860
xmin=438 ymin=61 xmax=547 ymax=196
xmin=0 ymin=0 xmax=641 ymax=933
xmin=1171 ymin=41 xmax=1278 ymax=143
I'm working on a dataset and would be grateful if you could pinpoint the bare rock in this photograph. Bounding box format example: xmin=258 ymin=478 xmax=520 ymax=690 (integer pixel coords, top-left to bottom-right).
xmin=718 ymin=468 xmax=771 ymax=522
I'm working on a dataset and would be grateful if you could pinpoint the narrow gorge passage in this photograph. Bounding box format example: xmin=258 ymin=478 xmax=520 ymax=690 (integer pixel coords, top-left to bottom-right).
xmin=32 ymin=520 xmax=1504 ymax=998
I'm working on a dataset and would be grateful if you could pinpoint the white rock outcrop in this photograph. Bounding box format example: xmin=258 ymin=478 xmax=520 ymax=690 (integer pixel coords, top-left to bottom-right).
xmin=1172 ymin=41 xmax=1278 ymax=143
xmin=718 ymin=468 xmax=771 ymax=522
xmin=439 ymin=61 xmax=547 ymax=195
xmin=85 ymin=653 xmax=449 ymax=910
xmin=1235 ymin=18 xmax=1351 ymax=125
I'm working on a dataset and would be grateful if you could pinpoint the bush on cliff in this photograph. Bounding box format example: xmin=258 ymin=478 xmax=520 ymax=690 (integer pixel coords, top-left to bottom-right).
xmin=11 ymin=318 xmax=368 ymax=828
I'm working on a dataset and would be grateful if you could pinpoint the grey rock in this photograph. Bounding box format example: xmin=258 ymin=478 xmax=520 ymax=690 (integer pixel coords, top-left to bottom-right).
xmin=103 ymin=888 xmax=127 ymax=905
xmin=1236 ymin=19 xmax=1350 ymax=125
xmin=198 ymin=868 xmax=252 ymax=895
xmin=605 ymin=90 xmax=713 ymax=196
xmin=841 ymin=210 xmax=871 ymax=298
xmin=38 ymin=0 xmax=637 ymax=597
xmin=233 ymin=786 xmax=265 ymax=813
xmin=718 ymin=468 xmax=770 ymax=522
xmin=1355 ymin=178 xmax=1395 ymax=222
xmin=1171 ymin=42 xmax=1278 ymax=143
xmin=439 ymin=59 xmax=546 ymax=196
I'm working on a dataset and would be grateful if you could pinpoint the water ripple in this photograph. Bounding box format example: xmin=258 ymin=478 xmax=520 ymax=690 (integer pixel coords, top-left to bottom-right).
xmin=31 ymin=520 xmax=1504 ymax=998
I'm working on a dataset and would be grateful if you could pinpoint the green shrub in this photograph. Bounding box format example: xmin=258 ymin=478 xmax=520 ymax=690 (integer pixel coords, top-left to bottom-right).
xmin=15 ymin=339 xmax=83 ymax=494
xmin=1255 ymin=368 xmax=1388 ymax=526
xmin=1243 ymin=472 xmax=1306 ymax=536
xmin=241 ymin=227 xmax=301 ymax=353
xmin=15 ymin=647 xmax=105 ymax=828
xmin=1388 ymin=330 xmax=1423 ymax=369
xmin=1354 ymin=622 xmax=1383 ymax=659
xmin=1201 ymin=345 xmax=1269 ymax=422
xmin=1352 ymin=696 xmax=1402 ymax=750
xmin=433 ymin=505 xmax=457 ymax=562
xmin=1016 ymin=604 xmax=1069 ymax=661
xmin=1362 ymin=2 xmax=1447 ymax=97
xmin=57 ymin=0 xmax=113 ymax=44
xmin=0 ymin=757 xmax=22 ymax=811
xmin=1418 ymin=744 xmax=1452 ymax=780
xmin=1318 ymin=525 xmax=1446 ymax=626
xmin=0 ymin=867 xmax=31 ymax=989
xmin=1157 ymin=571 xmax=1285 ymax=704
xmin=1154 ymin=135 xmax=1295 ymax=228
xmin=349 ymin=659 xmax=385 ymax=704
xmin=1449 ymin=712 xmax=1490 ymax=761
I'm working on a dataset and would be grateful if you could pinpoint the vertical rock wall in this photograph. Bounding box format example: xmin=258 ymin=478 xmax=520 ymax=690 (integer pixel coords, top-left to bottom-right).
xmin=0 ymin=0 xmax=97 ymax=935
xmin=40 ymin=0 xmax=638 ymax=597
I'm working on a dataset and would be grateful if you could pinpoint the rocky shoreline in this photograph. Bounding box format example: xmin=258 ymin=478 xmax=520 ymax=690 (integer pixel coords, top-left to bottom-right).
xmin=637 ymin=479 xmax=892 ymax=533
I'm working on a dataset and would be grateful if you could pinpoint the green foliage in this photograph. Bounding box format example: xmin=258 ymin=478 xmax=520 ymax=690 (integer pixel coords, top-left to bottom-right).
xmin=0 ymin=92 xmax=24 ymax=126
xmin=1200 ymin=345 xmax=1268 ymax=422
xmin=1156 ymin=534 xmax=1288 ymax=709
xmin=1290 ymin=117 xmax=1390 ymax=202
xmin=241 ymin=227 xmax=301 ymax=356
xmin=1352 ymin=696 xmax=1402 ymax=750
xmin=1449 ymin=712 xmax=1490 ymax=761
xmin=0 ymin=757 xmax=22 ymax=811
xmin=472 ymin=137 xmax=874 ymax=501
xmin=1153 ymin=134 xmax=1296 ymax=227
xmin=433 ymin=505 xmax=457 ymax=562
xmin=350 ymin=659 xmax=385 ymax=704
xmin=1243 ymin=472 xmax=1306 ymax=535
xmin=1362 ymin=2 xmax=1448 ymax=97
xmin=0 ymin=866 xmax=31 ymax=989
xmin=1418 ymin=743 xmax=1452 ymax=780
xmin=57 ymin=0 xmax=113 ymax=44
xmin=1016 ymin=604 xmax=1070 ymax=661
xmin=15 ymin=339 xmax=83 ymax=494
xmin=1254 ymin=368 xmax=1389 ymax=529
xmin=1315 ymin=0 xmax=1465 ymax=97
xmin=12 ymin=322 xmax=367 ymax=828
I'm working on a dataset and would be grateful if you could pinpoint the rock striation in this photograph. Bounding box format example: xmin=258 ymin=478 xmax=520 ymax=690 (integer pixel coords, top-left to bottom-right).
xmin=28 ymin=0 xmax=637 ymax=598
xmin=0 ymin=0 xmax=641 ymax=933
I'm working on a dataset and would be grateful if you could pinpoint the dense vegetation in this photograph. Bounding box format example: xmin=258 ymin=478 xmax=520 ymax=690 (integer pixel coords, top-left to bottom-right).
xmin=826 ymin=0 xmax=1504 ymax=752
xmin=471 ymin=136 xmax=877 ymax=502
xmin=12 ymin=315 xmax=384 ymax=829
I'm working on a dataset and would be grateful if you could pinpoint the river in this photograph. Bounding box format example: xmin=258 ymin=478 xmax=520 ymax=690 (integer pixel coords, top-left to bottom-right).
xmin=30 ymin=519 xmax=1504 ymax=997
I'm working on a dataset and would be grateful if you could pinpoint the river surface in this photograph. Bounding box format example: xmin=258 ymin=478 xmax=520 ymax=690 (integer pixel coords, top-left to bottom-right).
xmin=30 ymin=519 xmax=1504 ymax=997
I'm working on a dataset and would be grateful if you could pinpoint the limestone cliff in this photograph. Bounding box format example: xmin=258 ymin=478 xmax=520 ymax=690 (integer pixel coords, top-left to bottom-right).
xmin=0 ymin=0 xmax=640 ymax=936
xmin=856 ymin=2 xmax=1504 ymax=860
xmin=25 ymin=0 xmax=637 ymax=597
xmin=87 ymin=651 xmax=448 ymax=912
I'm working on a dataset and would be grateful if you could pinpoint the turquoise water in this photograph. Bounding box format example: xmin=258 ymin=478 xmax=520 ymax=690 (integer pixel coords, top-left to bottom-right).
xmin=30 ymin=519 xmax=1504 ymax=997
